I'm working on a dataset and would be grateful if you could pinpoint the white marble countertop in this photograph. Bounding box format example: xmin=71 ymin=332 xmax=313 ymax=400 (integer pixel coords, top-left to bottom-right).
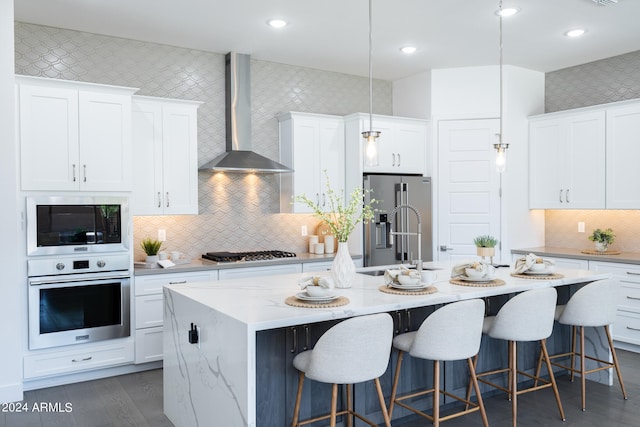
xmin=512 ymin=246 xmax=640 ymax=264
xmin=165 ymin=261 xmax=609 ymax=332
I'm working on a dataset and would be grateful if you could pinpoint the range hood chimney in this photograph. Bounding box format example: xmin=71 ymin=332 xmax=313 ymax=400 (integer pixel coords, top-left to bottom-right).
xmin=199 ymin=52 xmax=293 ymax=173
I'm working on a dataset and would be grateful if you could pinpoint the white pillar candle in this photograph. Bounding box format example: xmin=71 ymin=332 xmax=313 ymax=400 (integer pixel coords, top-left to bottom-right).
xmin=314 ymin=243 xmax=325 ymax=255
xmin=308 ymin=235 xmax=319 ymax=253
xmin=324 ymin=235 xmax=335 ymax=254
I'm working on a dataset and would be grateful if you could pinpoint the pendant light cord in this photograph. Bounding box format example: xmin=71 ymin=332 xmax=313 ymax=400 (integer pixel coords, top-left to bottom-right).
xmin=368 ymin=0 xmax=373 ymax=132
xmin=499 ymin=0 xmax=503 ymax=144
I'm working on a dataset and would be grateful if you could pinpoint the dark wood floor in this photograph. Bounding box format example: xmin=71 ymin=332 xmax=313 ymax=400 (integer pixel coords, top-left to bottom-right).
xmin=1 ymin=349 xmax=637 ymax=427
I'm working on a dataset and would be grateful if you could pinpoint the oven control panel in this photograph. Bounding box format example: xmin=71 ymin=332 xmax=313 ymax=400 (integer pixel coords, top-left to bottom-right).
xmin=28 ymin=253 xmax=130 ymax=277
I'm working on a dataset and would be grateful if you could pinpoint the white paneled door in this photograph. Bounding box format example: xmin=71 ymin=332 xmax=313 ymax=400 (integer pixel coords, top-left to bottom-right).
xmin=437 ymin=119 xmax=501 ymax=262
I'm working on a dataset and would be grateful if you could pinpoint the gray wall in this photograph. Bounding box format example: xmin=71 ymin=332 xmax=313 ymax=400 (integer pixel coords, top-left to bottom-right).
xmin=545 ymin=50 xmax=640 ymax=112
xmin=15 ymin=22 xmax=392 ymax=260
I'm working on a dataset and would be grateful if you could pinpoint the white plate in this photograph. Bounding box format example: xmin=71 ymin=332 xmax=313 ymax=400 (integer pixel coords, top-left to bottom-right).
xmin=522 ymin=270 xmax=554 ymax=276
xmin=296 ymin=292 xmax=339 ymax=302
xmin=389 ymin=282 xmax=429 ymax=290
xmin=458 ymin=275 xmax=496 ymax=282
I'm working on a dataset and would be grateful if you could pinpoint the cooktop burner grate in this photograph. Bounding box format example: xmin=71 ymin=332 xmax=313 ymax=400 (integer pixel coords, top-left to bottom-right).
xmin=202 ymin=250 xmax=297 ymax=263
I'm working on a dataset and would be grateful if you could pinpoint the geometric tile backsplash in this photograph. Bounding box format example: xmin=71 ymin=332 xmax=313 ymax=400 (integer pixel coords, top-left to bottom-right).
xmin=546 ymin=50 xmax=640 ymax=113
xmin=14 ymin=22 xmax=392 ymax=261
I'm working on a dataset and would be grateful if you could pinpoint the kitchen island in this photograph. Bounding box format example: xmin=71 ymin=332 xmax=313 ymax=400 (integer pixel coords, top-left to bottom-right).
xmin=163 ymin=262 xmax=609 ymax=427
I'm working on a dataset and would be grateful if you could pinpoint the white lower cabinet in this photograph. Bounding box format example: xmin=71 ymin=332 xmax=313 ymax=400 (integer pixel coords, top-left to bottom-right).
xmin=589 ymin=261 xmax=640 ymax=349
xmin=134 ymin=271 xmax=218 ymax=364
xmin=218 ymin=264 xmax=302 ymax=280
xmin=24 ymin=339 xmax=134 ymax=379
xmin=301 ymin=261 xmax=333 ymax=273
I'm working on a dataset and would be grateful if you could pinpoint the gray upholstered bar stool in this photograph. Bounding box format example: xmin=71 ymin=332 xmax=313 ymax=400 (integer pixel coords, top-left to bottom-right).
xmin=388 ymin=299 xmax=489 ymax=427
xmin=535 ymin=278 xmax=628 ymax=411
xmin=472 ymin=287 xmax=565 ymax=427
xmin=291 ymin=313 xmax=393 ymax=427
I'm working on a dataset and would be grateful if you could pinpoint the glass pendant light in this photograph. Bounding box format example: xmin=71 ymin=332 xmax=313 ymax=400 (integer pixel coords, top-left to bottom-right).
xmin=493 ymin=0 xmax=509 ymax=173
xmin=362 ymin=0 xmax=380 ymax=167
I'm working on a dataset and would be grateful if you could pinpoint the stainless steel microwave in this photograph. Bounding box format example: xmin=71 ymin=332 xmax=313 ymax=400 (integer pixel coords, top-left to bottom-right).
xmin=26 ymin=196 xmax=130 ymax=256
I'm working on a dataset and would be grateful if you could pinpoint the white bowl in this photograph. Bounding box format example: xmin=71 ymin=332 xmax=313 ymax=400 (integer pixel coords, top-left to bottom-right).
xmin=397 ymin=274 xmax=420 ymax=286
xmin=465 ymin=268 xmax=486 ymax=279
xmin=529 ymin=262 xmax=547 ymax=271
xmin=306 ymin=286 xmax=330 ymax=297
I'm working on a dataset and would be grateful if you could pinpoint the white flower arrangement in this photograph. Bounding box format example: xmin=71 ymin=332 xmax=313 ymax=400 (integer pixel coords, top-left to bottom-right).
xmin=295 ymin=172 xmax=377 ymax=243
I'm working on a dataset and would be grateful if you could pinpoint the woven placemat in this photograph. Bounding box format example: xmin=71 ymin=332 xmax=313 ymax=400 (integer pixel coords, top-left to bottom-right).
xmin=378 ymin=285 xmax=438 ymax=295
xmin=285 ymin=295 xmax=349 ymax=308
xmin=581 ymin=250 xmax=621 ymax=255
xmin=449 ymin=278 xmax=505 ymax=287
xmin=510 ymin=273 xmax=565 ymax=280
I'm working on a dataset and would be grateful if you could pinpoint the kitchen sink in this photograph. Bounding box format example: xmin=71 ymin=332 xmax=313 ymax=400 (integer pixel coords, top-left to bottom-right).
xmin=359 ymin=270 xmax=386 ymax=276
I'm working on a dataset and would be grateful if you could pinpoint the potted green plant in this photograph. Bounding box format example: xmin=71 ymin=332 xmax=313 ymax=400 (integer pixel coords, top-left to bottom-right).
xmin=588 ymin=228 xmax=615 ymax=252
xmin=141 ymin=237 xmax=163 ymax=263
xmin=473 ymin=235 xmax=498 ymax=260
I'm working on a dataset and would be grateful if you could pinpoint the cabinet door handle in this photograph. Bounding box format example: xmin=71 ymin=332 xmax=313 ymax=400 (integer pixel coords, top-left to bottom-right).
xmin=397 ymin=153 xmax=401 ymax=167
xmin=315 ymin=193 xmax=320 ymax=206
xmin=626 ymin=296 xmax=640 ymax=300
xmin=303 ymin=325 xmax=310 ymax=351
xmin=626 ymin=326 xmax=640 ymax=332
xmin=405 ymin=309 xmax=411 ymax=332
xmin=322 ymin=193 xmax=326 ymax=207
xmin=395 ymin=311 xmax=402 ymax=335
xmin=392 ymin=153 xmax=396 ymax=167
xmin=626 ymin=272 xmax=640 ymax=276
xmin=566 ymin=189 xmax=570 ymax=203
xmin=559 ymin=189 xmax=564 ymax=203
xmin=166 ymin=192 xmax=170 ymax=208
xmin=83 ymin=164 xmax=87 ymax=182
xmin=168 ymin=280 xmax=187 ymax=285
xmin=72 ymin=356 xmax=92 ymax=363
xmin=157 ymin=192 xmax=161 ymax=208
xmin=72 ymin=164 xmax=77 ymax=182
xmin=290 ymin=327 xmax=297 ymax=353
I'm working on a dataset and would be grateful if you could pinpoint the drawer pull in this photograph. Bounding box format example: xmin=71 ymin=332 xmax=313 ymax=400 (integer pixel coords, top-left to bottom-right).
xmin=169 ymin=280 xmax=187 ymax=285
xmin=626 ymin=272 xmax=640 ymax=276
xmin=72 ymin=356 xmax=92 ymax=363
xmin=626 ymin=326 xmax=640 ymax=332
xmin=626 ymin=296 xmax=640 ymax=300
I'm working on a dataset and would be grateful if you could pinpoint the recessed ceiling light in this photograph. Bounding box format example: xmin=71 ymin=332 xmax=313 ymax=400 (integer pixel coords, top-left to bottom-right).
xmin=267 ymin=19 xmax=288 ymax=29
xmin=496 ymin=7 xmax=520 ymax=17
xmin=400 ymin=46 xmax=417 ymax=54
xmin=565 ymin=28 xmax=586 ymax=37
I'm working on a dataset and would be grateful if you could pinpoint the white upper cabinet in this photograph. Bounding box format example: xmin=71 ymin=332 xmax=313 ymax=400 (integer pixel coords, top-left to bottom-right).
xmin=529 ymin=110 xmax=606 ymax=209
xmin=606 ymin=103 xmax=640 ymax=209
xmin=17 ymin=76 xmax=137 ymax=191
xmin=132 ymin=96 xmax=201 ymax=215
xmin=279 ymin=112 xmax=345 ymax=213
xmin=345 ymin=114 xmax=427 ymax=175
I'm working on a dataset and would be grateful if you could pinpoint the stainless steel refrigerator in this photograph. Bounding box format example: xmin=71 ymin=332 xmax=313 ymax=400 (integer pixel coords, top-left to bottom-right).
xmin=363 ymin=174 xmax=432 ymax=267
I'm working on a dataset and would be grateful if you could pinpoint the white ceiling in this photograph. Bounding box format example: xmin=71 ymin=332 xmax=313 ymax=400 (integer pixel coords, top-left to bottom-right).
xmin=13 ymin=0 xmax=640 ymax=81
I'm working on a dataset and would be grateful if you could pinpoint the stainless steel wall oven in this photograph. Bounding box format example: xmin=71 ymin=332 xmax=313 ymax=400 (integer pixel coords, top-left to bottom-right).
xmin=28 ymin=254 xmax=131 ymax=350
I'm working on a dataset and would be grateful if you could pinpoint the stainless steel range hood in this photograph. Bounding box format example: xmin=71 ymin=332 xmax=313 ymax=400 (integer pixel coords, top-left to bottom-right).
xmin=199 ymin=52 xmax=293 ymax=173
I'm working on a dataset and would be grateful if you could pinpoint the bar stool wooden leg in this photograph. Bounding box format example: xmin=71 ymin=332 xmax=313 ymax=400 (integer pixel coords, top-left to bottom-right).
xmin=510 ymin=341 xmax=517 ymax=427
xmin=346 ymin=384 xmax=353 ymax=427
xmin=330 ymin=383 xmax=338 ymax=427
xmin=292 ymin=372 xmax=304 ymax=427
xmin=464 ymin=354 xmax=479 ymax=410
xmin=541 ymin=338 xmax=566 ymax=421
xmin=388 ymin=350 xmax=404 ymax=418
xmin=467 ymin=357 xmax=489 ymax=427
xmin=433 ymin=360 xmax=440 ymax=427
xmin=606 ymin=325 xmax=628 ymax=400
xmin=570 ymin=325 xmax=577 ymax=382
xmin=580 ymin=326 xmax=587 ymax=411
xmin=374 ymin=377 xmax=392 ymax=427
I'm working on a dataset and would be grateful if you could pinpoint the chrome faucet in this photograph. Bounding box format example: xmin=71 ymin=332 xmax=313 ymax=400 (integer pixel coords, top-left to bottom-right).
xmin=388 ymin=204 xmax=422 ymax=265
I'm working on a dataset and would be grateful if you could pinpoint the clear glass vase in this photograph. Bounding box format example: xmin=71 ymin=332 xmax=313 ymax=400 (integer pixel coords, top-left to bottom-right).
xmin=331 ymin=242 xmax=356 ymax=289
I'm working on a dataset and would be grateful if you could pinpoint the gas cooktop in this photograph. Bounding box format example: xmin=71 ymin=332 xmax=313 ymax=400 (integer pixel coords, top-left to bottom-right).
xmin=202 ymin=250 xmax=297 ymax=263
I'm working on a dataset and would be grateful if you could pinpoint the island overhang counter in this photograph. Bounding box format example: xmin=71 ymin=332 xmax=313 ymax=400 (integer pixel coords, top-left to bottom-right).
xmin=163 ymin=262 xmax=609 ymax=427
